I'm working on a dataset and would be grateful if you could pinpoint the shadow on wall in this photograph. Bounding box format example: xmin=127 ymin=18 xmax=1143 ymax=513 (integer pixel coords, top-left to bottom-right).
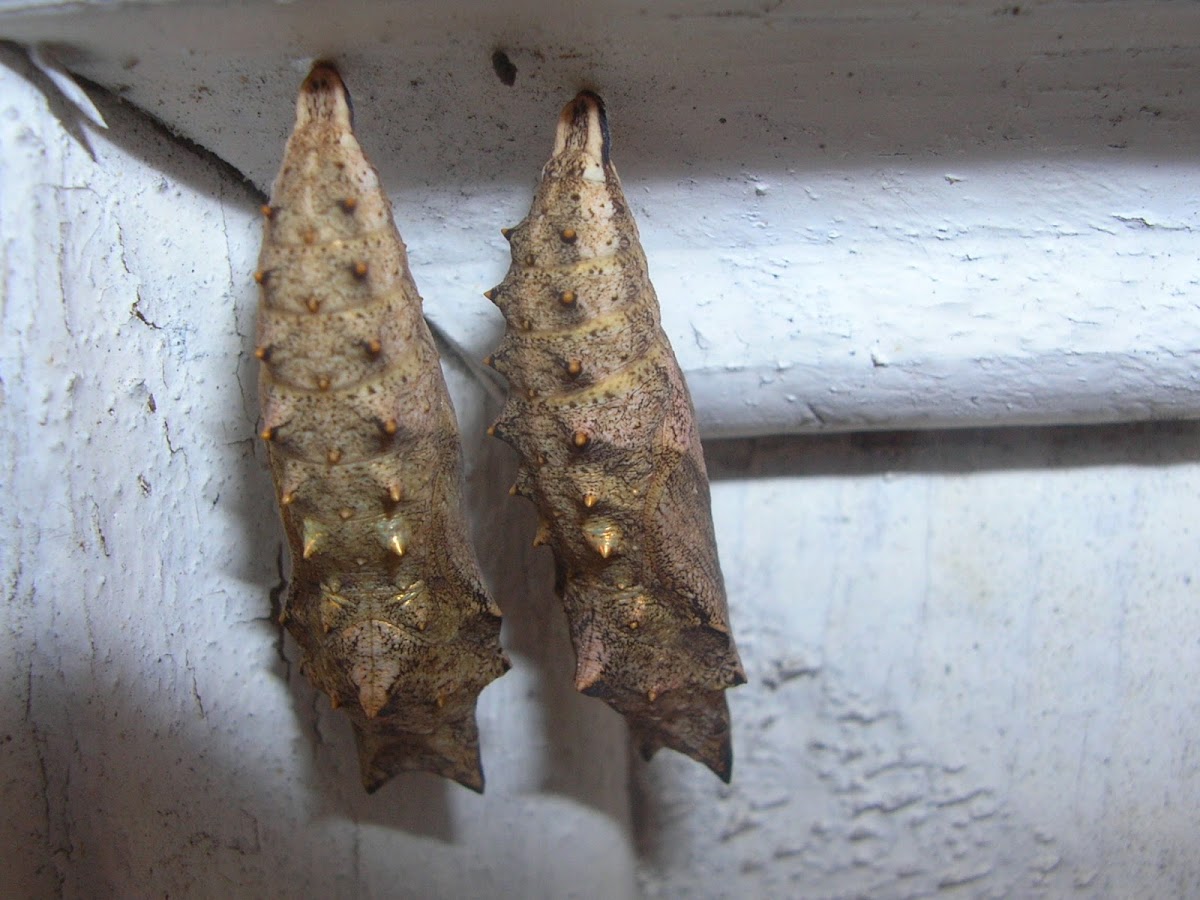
xmin=11 ymin=0 xmax=1200 ymax=192
xmin=704 ymin=420 xmax=1200 ymax=481
xmin=9 ymin=2 xmax=1200 ymax=194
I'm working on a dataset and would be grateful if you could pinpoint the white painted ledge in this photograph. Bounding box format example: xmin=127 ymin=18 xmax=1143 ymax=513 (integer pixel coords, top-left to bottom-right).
xmin=3 ymin=0 xmax=1199 ymax=436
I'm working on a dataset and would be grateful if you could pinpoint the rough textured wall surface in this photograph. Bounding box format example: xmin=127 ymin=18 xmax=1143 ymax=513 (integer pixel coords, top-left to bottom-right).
xmin=638 ymin=426 xmax=1200 ymax=898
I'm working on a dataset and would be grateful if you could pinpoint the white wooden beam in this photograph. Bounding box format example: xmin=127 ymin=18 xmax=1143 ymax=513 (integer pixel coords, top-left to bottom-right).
xmin=2 ymin=0 xmax=1197 ymax=440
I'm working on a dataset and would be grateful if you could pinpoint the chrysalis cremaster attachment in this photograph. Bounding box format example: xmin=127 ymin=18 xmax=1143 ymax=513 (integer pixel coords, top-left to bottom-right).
xmin=255 ymin=63 xmax=508 ymax=793
xmin=485 ymin=91 xmax=746 ymax=781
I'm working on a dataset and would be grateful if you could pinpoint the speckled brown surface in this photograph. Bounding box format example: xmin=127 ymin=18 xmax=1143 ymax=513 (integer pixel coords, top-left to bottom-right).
xmin=256 ymin=64 xmax=507 ymax=793
xmin=487 ymin=92 xmax=745 ymax=780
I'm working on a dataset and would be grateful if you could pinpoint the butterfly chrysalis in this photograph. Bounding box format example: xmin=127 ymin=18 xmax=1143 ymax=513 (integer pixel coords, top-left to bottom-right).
xmin=485 ymin=92 xmax=746 ymax=780
xmin=256 ymin=63 xmax=508 ymax=793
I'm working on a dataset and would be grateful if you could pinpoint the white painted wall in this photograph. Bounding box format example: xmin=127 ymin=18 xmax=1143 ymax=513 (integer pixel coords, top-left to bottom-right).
xmin=2 ymin=3 xmax=1199 ymax=897
xmin=643 ymin=426 xmax=1200 ymax=897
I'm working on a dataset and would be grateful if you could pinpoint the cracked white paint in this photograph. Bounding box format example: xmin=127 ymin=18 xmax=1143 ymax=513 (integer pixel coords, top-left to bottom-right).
xmin=3 ymin=4 xmax=1200 ymax=898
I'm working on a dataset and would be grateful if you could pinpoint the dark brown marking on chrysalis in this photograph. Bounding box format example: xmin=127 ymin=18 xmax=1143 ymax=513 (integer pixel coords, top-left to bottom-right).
xmin=256 ymin=62 xmax=507 ymax=794
xmin=485 ymin=92 xmax=745 ymax=781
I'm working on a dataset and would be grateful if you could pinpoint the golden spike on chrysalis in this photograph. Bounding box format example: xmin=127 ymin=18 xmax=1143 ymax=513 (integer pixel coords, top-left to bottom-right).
xmin=523 ymin=254 xmax=536 ymax=267
xmin=338 ymin=507 xmax=354 ymax=521
xmin=486 ymin=424 xmax=497 ymax=437
xmin=280 ymin=490 xmax=296 ymax=506
xmin=261 ymin=204 xmax=275 ymax=219
xmin=647 ymin=688 xmax=658 ymax=703
xmin=254 ymin=345 xmax=271 ymax=362
xmin=253 ymin=270 xmax=268 ymax=285
xmin=352 ymin=260 xmax=369 ymax=279
xmin=532 ymin=519 xmax=552 ymax=547
xmin=566 ymin=358 xmax=583 ymax=377
xmin=376 ymin=515 xmax=411 ymax=557
xmin=501 ymin=227 xmax=514 ymax=241
xmin=582 ymin=491 xmax=598 ymax=509
xmin=572 ymin=430 xmax=590 ymax=449
xmin=582 ymin=518 xmax=622 ymax=560
xmin=317 ymin=375 xmax=331 ymax=391
xmin=278 ymin=606 xmax=290 ymax=625
xmin=560 ymin=227 xmax=578 ymax=243
xmin=301 ymin=227 xmax=317 ymax=245
xmin=483 ymin=288 xmax=496 ymax=302
xmin=482 ymin=355 xmax=494 ymax=368
xmin=338 ymin=197 xmax=358 ymax=213
xmin=382 ymin=419 xmax=398 ymax=436
xmin=302 ymin=518 xmax=326 ymax=559
xmin=327 ymin=448 xmax=343 ymax=465
xmin=387 ymin=483 xmax=404 ymax=504
xmin=331 ymin=694 xmax=342 ymax=710
xmin=559 ymin=290 xmax=577 ymax=306
xmin=306 ymin=297 xmax=321 ymax=314
xmin=365 ymin=338 xmax=382 ymax=356
xmin=508 ymin=483 xmax=519 ymax=496
xmin=320 ymin=591 xmax=346 ymax=634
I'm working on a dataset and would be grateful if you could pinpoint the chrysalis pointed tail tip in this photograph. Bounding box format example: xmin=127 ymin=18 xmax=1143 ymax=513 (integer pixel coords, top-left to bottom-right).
xmin=361 ymin=764 xmax=485 ymax=795
xmin=553 ymin=90 xmax=611 ymax=165
xmin=355 ymin=727 xmax=486 ymax=794
xmin=641 ymin=728 xmax=734 ymax=784
xmin=629 ymin=689 xmax=735 ymax=782
xmin=297 ymin=61 xmax=353 ymax=128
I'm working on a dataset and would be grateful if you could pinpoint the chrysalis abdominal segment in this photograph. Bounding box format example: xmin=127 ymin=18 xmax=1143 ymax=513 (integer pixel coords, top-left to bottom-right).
xmin=486 ymin=92 xmax=746 ymax=781
xmin=256 ymin=62 xmax=507 ymax=793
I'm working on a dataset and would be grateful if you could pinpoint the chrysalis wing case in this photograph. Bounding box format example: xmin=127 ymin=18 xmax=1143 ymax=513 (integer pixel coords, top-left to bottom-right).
xmin=255 ymin=63 xmax=508 ymax=793
xmin=485 ymin=92 xmax=746 ymax=780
